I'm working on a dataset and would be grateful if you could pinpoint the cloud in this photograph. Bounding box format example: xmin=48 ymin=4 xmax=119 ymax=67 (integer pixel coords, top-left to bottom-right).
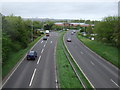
xmin=1 ymin=2 xmax=118 ymax=20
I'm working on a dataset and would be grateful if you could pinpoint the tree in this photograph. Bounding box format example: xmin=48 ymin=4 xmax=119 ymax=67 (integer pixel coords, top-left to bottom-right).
xmin=86 ymin=25 xmax=93 ymax=34
xmin=85 ymin=20 xmax=91 ymax=24
xmin=94 ymin=16 xmax=119 ymax=46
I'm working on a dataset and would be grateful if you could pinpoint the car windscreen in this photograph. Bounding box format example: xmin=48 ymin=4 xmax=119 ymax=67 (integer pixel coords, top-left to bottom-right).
xmin=29 ymin=52 xmax=34 ymax=55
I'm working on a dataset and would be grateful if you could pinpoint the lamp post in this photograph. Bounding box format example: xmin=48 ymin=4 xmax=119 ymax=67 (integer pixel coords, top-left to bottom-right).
xmin=31 ymin=17 xmax=34 ymax=41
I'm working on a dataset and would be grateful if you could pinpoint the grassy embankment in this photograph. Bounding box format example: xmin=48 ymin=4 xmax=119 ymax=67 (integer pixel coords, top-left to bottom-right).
xmin=56 ymin=31 xmax=93 ymax=88
xmin=77 ymin=32 xmax=119 ymax=68
xmin=63 ymin=33 xmax=93 ymax=89
xmin=2 ymin=35 xmax=44 ymax=78
xmin=56 ymin=31 xmax=83 ymax=88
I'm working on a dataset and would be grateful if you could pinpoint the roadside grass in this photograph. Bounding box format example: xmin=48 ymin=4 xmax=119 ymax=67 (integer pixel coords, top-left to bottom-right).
xmin=56 ymin=31 xmax=83 ymax=88
xmin=63 ymin=35 xmax=93 ymax=89
xmin=77 ymin=32 xmax=119 ymax=68
xmin=2 ymin=35 xmax=44 ymax=78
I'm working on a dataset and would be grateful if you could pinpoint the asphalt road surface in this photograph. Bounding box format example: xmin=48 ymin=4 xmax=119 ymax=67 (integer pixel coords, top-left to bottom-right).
xmin=64 ymin=30 xmax=120 ymax=88
xmin=2 ymin=32 xmax=58 ymax=88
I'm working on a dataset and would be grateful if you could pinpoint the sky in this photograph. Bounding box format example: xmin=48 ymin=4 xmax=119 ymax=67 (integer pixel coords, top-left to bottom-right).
xmin=0 ymin=0 xmax=119 ymax=20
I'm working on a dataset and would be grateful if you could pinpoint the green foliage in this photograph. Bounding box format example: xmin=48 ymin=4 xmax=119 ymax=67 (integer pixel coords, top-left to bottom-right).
xmin=56 ymin=31 xmax=83 ymax=88
xmin=2 ymin=33 xmax=12 ymax=64
xmin=43 ymin=21 xmax=54 ymax=30
xmin=2 ymin=15 xmax=42 ymax=65
xmin=94 ymin=16 xmax=119 ymax=46
xmin=33 ymin=21 xmax=42 ymax=29
xmin=77 ymin=33 xmax=119 ymax=68
xmin=86 ymin=25 xmax=93 ymax=34
xmin=85 ymin=20 xmax=91 ymax=24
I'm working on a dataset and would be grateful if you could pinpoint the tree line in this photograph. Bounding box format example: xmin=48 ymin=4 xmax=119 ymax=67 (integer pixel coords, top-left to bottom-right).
xmin=94 ymin=16 xmax=119 ymax=47
xmin=2 ymin=15 xmax=42 ymax=64
xmin=80 ymin=16 xmax=119 ymax=47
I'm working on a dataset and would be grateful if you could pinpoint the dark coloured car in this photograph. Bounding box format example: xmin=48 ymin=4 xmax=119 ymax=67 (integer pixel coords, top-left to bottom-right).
xmin=67 ymin=38 xmax=72 ymax=42
xmin=43 ymin=37 xmax=47 ymax=40
xmin=27 ymin=51 xmax=37 ymax=60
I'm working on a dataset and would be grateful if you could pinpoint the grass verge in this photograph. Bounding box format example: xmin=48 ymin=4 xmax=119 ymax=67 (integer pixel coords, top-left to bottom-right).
xmin=2 ymin=35 xmax=44 ymax=78
xmin=63 ymin=34 xmax=93 ymax=89
xmin=77 ymin=32 xmax=119 ymax=68
xmin=56 ymin=31 xmax=83 ymax=88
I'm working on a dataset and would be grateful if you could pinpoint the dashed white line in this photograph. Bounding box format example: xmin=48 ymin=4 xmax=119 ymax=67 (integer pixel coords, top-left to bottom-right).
xmin=51 ymin=41 xmax=53 ymax=43
xmin=37 ymin=56 xmax=41 ymax=64
xmin=81 ymin=52 xmax=83 ymax=54
xmin=110 ymin=79 xmax=120 ymax=88
xmin=43 ymin=44 xmax=46 ymax=47
xmin=29 ymin=68 xmax=37 ymax=87
xmin=41 ymin=41 xmax=43 ymax=43
xmin=41 ymin=49 xmax=44 ymax=54
xmin=91 ymin=61 xmax=95 ymax=65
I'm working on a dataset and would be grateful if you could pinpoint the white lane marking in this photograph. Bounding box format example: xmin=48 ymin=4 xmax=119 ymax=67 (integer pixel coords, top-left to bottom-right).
xmin=110 ymin=79 xmax=120 ymax=88
xmin=41 ymin=49 xmax=44 ymax=54
xmin=43 ymin=44 xmax=46 ymax=47
xmin=80 ymin=39 xmax=119 ymax=71
xmin=41 ymin=41 xmax=43 ymax=43
xmin=1 ymin=37 xmax=43 ymax=89
xmin=81 ymin=52 xmax=83 ymax=54
xmin=54 ymin=39 xmax=59 ymax=88
xmin=63 ymin=34 xmax=95 ymax=88
xmin=51 ymin=41 xmax=53 ymax=43
xmin=91 ymin=61 xmax=95 ymax=65
xmin=37 ymin=56 xmax=41 ymax=64
xmin=29 ymin=68 xmax=37 ymax=87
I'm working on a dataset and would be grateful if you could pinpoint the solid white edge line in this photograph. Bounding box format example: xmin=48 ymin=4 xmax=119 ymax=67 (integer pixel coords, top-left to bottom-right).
xmin=63 ymin=32 xmax=95 ymax=89
xmin=78 ymin=37 xmax=119 ymax=71
xmin=110 ymin=79 xmax=120 ymax=88
xmin=37 ymin=56 xmax=41 ymax=64
xmin=29 ymin=68 xmax=37 ymax=87
xmin=54 ymin=33 xmax=59 ymax=89
xmin=1 ymin=37 xmax=43 ymax=89
xmin=43 ymin=44 xmax=46 ymax=47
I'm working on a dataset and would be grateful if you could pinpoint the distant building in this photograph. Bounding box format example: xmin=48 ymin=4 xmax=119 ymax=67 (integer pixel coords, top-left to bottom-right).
xmin=54 ymin=22 xmax=94 ymax=28
xmin=54 ymin=22 xmax=64 ymax=26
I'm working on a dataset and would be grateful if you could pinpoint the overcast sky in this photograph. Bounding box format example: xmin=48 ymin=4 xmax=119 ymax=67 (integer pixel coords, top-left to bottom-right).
xmin=1 ymin=0 xmax=119 ymax=20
